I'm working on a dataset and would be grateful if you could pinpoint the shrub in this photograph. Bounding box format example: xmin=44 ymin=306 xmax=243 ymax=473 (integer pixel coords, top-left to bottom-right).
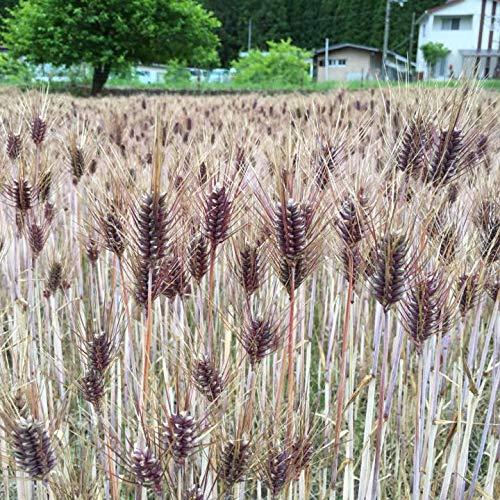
xmin=0 ymin=53 xmax=34 ymax=83
xmin=231 ymin=39 xmax=311 ymax=87
xmin=420 ymin=42 xmax=449 ymax=78
xmin=164 ymin=60 xmax=192 ymax=87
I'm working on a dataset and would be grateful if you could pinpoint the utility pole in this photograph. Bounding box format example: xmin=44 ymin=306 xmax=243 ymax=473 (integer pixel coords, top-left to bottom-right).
xmin=247 ymin=18 xmax=252 ymax=52
xmin=382 ymin=0 xmax=392 ymax=80
xmin=409 ymin=12 xmax=416 ymax=76
xmin=382 ymin=0 xmax=407 ymax=80
xmin=325 ymin=37 xmax=329 ymax=81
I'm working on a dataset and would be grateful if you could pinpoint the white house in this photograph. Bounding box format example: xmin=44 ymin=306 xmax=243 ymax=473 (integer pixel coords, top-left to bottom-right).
xmin=416 ymin=0 xmax=500 ymax=79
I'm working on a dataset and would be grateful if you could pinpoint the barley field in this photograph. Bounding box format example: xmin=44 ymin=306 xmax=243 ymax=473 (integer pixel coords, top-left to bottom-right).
xmin=0 ymin=85 xmax=498 ymax=499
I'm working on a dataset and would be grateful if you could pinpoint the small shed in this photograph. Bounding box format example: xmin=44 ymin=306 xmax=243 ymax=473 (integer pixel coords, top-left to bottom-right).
xmin=313 ymin=43 xmax=412 ymax=82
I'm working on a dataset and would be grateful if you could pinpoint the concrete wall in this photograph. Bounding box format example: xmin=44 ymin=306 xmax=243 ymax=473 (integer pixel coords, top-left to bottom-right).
xmin=135 ymin=66 xmax=167 ymax=84
xmin=315 ymin=48 xmax=380 ymax=82
xmin=416 ymin=0 xmax=498 ymax=79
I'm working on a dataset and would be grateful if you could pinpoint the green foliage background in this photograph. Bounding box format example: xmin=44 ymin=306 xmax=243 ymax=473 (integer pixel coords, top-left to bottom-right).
xmin=202 ymin=0 xmax=446 ymax=66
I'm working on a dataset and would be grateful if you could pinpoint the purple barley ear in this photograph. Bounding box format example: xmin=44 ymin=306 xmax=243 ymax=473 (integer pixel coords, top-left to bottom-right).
xmin=369 ymin=233 xmax=410 ymax=311
xmin=69 ymin=143 xmax=86 ymax=185
xmin=273 ymin=199 xmax=307 ymax=263
xmin=102 ymin=209 xmax=126 ymax=258
xmin=161 ymin=252 xmax=191 ymax=300
xmin=336 ymin=191 xmax=368 ymax=247
xmin=132 ymin=192 xmax=170 ymax=306
xmin=203 ymin=183 xmax=232 ymax=247
xmin=163 ymin=412 xmax=198 ymax=465
xmin=6 ymin=132 xmax=22 ymax=160
xmin=314 ymin=141 xmax=342 ymax=189
xmin=188 ymin=232 xmax=209 ymax=283
xmin=271 ymin=199 xmax=312 ymax=294
xmin=31 ymin=116 xmax=47 ymax=146
xmin=11 ymin=417 xmax=57 ymax=479
xmin=278 ymin=255 xmax=308 ymax=295
xmin=336 ymin=190 xmax=369 ymax=288
xmin=397 ymin=117 xmax=428 ymax=177
xmin=447 ymin=183 xmax=459 ymax=204
xmin=3 ymin=177 xmax=35 ymax=212
xmin=85 ymin=237 xmax=100 ymax=265
xmin=240 ymin=315 xmax=281 ymax=367
xmin=47 ymin=260 xmax=63 ymax=294
xmin=192 ymin=356 xmax=224 ymax=402
xmin=265 ymin=447 xmax=291 ymax=497
xmin=476 ymin=133 xmax=488 ymax=163
xmin=77 ymin=320 xmax=119 ymax=408
xmin=44 ymin=202 xmax=55 ymax=224
xmin=80 ymin=369 xmax=105 ymax=410
xmin=426 ymin=128 xmax=463 ymax=186
xmin=131 ymin=447 xmax=163 ymax=495
xmin=486 ymin=279 xmax=498 ymax=302
xmin=86 ymin=331 xmax=116 ymax=373
xmin=289 ymin=437 xmax=313 ymax=479
xmin=26 ymin=218 xmax=50 ymax=259
xmin=45 ymin=260 xmax=64 ymax=297
xmin=238 ymin=243 xmax=261 ymax=296
xmin=218 ymin=439 xmax=251 ymax=487
xmin=400 ymin=271 xmax=451 ymax=352
xmin=198 ymin=162 xmax=208 ymax=185
xmin=89 ymin=159 xmax=98 ymax=175
xmin=475 ymin=200 xmax=499 ymax=263
xmin=457 ymin=273 xmax=481 ymax=317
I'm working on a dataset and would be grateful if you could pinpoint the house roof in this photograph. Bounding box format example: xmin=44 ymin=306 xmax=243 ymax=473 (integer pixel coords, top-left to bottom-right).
xmin=417 ymin=0 xmax=466 ymax=23
xmin=314 ymin=43 xmax=380 ymax=55
xmin=314 ymin=43 xmax=411 ymax=63
xmin=460 ymin=49 xmax=500 ymax=56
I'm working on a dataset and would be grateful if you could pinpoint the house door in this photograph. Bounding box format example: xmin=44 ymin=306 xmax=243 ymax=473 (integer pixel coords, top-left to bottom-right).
xmin=437 ymin=56 xmax=447 ymax=78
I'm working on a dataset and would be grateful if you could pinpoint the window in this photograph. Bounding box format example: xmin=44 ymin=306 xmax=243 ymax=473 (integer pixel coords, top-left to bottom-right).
xmin=422 ymin=22 xmax=426 ymax=37
xmin=441 ymin=17 xmax=461 ymax=30
xmin=328 ymin=58 xmax=347 ymax=67
xmin=438 ymin=56 xmax=447 ymax=77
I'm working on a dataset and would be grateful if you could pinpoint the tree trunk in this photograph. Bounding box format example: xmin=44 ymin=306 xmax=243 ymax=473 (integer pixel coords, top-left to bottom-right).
xmin=91 ymin=64 xmax=111 ymax=96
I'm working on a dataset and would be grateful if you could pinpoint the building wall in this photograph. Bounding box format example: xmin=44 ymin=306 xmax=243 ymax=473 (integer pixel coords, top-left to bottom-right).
xmin=315 ymin=48 xmax=380 ymax=82
xmin=135 ymin=65 xmax=167 ymax=84
xmin=416 ymin=0 xmax=498 ymax=79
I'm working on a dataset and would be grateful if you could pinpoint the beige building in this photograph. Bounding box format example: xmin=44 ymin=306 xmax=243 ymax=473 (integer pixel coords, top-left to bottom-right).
xmin=313 ymin=43 xmax=413 ymax=82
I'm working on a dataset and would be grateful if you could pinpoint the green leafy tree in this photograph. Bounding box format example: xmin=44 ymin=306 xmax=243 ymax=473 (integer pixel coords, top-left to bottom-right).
xmin=3 ymin=0 xmax=220 ymax=94
xmin=232 ymin=39 xmax=310 ymax=87
xmin=0 ymin=0 xmax=18 ymax=23
xmin=0 ymin=51 xmax=32 ymax=83
xmin=420 ymin=41 xmax=449 ymax=77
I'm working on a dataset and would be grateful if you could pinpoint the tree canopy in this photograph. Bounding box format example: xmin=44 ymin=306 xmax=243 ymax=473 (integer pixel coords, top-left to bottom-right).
xmin=202 ymin=0 xmax=446 ymax=66
xmin=3 ymin=0 xmax=221 ymax=94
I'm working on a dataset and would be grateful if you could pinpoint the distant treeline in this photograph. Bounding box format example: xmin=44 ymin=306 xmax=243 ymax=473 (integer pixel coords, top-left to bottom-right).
xmin=201 ymin=0 xmax=445 ymax=65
